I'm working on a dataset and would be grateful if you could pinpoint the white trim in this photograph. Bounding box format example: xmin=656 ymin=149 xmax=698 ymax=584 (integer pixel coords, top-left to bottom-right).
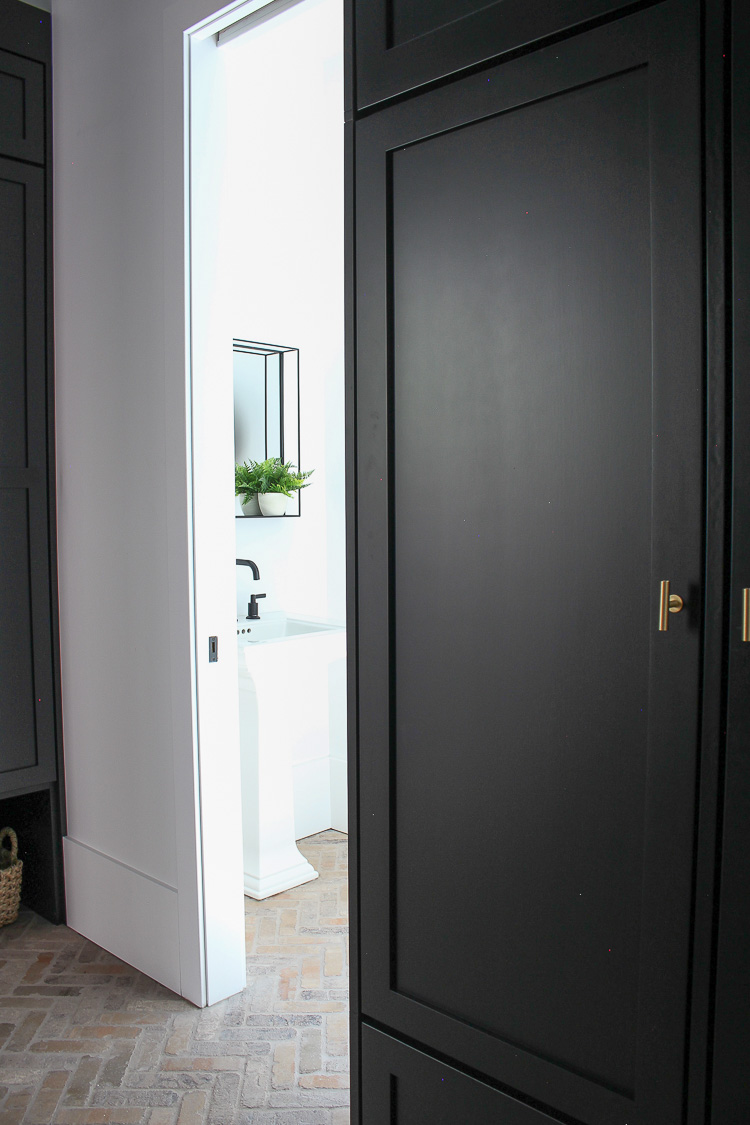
xmin=182 ymin=1 xmax=250 ymax=1008
xmin=177 ymin=13 xmax=208 ymax=1008
xmin=217 ymin=0 xmax=307 ymax=44
xmin=186 ymin=0 xmax=290 ymax=42
xmin=172 ymin=0 xmax=344 ymax=1007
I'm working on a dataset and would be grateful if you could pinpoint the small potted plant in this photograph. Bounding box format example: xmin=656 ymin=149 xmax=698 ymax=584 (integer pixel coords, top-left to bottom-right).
xmin=235 ymin=457 xmax=313 ymax=517
xmin=235 ymin=461 xmax=264 ymax=516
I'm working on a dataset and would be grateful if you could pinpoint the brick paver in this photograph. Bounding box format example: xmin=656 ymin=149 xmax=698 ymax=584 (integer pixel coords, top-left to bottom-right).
xmin=0 ymin=832 xmax=349 ymax=1124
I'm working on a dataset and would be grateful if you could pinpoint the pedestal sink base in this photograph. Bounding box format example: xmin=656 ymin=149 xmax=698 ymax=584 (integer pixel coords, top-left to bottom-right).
xmin=238 ymin=616 xmax=345 ymax=903
xmin=243 ymin=858 xmax=319 ymax=901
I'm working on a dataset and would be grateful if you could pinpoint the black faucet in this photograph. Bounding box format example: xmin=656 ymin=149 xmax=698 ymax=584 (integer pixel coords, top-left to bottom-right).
xmin=247 ymin=594 xmax=266 ymax=620
xmin=236 ymin=558 xmax=260 ymax=580
xmin=236 ymin=559 xmax=266 ymax=620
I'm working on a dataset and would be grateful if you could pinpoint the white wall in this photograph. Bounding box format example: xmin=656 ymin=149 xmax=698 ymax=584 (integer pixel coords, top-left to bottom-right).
xmin=222 ymin=0 xmax=346 ymax=627
xmin=54 ymin=0 xmax=185 ymax=995
xmin=53 ymin=0 xmax=344 ymax=1007
xmin=52 ymin=0 xmax=255 ymax=1005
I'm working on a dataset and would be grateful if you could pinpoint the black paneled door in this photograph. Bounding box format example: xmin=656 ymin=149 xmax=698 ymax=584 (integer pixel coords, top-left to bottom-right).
xmin=354 ymin=3 xmax=702 ymax=1123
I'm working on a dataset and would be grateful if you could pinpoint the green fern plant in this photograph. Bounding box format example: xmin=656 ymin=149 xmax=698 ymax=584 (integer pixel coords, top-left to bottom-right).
xmin=235 ymin=460 xmax=264 ymax=503
xmin=235 ymin=458 xmax=313 ymax=501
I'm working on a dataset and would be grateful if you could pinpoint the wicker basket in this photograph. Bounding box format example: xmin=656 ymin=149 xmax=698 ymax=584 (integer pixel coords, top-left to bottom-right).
xmin=0 ymin=829 xmax=23 ymax=927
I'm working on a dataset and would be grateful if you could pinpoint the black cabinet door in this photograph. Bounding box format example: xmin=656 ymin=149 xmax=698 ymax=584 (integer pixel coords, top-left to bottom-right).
xmin=353 ymin=3 xmax=702 ymax=1123
xmin=361 ymin=1024 xmax=560 ymax=1124
xmin=0 ymin=1 xmax=60 ymax=801
xmin=354 ymin=0 xmax=636 ymax=109
xmin=0 ymin=156 xmax=57 ymax=793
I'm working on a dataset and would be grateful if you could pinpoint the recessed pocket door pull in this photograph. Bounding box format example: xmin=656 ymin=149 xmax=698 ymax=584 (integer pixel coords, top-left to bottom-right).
xmin=743 ymin=588 xmax=750 ymax=642
xmin=658 ymin=580 xmax=684 ymax=632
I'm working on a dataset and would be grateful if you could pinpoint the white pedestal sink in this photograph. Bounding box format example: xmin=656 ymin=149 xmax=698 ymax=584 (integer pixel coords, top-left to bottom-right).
xmin=237 ymin=613 xmax=345 ymax=900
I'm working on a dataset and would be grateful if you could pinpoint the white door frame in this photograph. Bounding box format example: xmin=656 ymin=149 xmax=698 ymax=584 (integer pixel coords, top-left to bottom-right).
xmin=165 ymin=0 xmax=300 ymax=1007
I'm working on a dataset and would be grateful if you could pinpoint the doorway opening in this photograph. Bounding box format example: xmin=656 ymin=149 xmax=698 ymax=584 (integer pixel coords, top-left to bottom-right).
xmin=186 ymin=0 xmax=349 ymax=1104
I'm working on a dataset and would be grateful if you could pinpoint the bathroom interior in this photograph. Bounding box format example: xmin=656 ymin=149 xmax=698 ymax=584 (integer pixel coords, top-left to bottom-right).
xmin=212 ymin=0 xmax=347 ymax=917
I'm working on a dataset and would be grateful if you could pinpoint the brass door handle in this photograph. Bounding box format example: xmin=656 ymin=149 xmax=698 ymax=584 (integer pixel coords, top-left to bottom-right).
xmin=658 ymin=580 xmax=684 ymax=632
xmin=743 ymin=588 xmax=750 ymax=642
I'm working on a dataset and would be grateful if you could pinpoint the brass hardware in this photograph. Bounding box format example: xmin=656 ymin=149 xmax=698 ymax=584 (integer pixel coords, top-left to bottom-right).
xmin=659 ymin=580 xmax=670 ymax=631
xmin=743 ymin=588 xmax=750 ymax=643
xmin=659 ymin=580 xmax=684 ymax=631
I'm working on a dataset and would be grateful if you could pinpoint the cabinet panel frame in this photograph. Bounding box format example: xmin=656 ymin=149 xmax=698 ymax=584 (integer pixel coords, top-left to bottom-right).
xmin=0 ymin=47 xmax=44 ymax=163
xmin=354 ymin=0 xmax=647 ymax=110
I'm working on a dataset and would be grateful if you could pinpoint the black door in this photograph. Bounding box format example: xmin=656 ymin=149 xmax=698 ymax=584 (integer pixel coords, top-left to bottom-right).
xmin=352 ymin=3 xmax=703 ymax=1122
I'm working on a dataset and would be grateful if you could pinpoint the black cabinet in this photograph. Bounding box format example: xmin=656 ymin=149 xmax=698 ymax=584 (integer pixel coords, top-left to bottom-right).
xmin=353 ymin=0 xmax=639 ymax=109
xmin=0 ymin=0 xmax=64 ymax=925
xmin=347 ymin=0 xmax=746 ymax=1122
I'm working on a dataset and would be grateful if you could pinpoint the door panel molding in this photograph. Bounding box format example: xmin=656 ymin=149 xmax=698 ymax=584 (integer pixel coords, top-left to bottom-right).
xmin=354 ymin=0 xmax=643 ymax=110
xmin=361 ymin=1022 xmax=563 ymax=1124
xmin=0 ymin=48 xmax=44 ymax=163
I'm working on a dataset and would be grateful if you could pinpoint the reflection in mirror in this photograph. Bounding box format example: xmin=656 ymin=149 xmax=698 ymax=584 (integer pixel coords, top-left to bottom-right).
xmin=233 ymin=339 xmax=301 ymax=517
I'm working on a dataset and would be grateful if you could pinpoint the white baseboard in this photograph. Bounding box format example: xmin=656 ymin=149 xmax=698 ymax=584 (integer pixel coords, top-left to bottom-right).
xmin=330 ymin=757 xmax=348 ymax=833
xmin=63 ymin=837 xmax=181 ymax=995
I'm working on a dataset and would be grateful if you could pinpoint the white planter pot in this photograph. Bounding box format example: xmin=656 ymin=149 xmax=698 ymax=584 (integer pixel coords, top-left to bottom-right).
xmin=258 ymin=493 xmax=289 ymax=517
xmin=240 ymin=494 xmax=261 ymax=516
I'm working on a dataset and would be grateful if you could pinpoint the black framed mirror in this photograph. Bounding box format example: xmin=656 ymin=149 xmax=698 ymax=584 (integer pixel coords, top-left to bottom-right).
xmin=233 ymin=338 xmax=301 ymax=517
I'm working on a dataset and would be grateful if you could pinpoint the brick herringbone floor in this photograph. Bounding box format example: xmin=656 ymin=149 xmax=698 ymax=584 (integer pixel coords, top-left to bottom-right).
xmin=0 ymin=831 xmax=349 ymax=1124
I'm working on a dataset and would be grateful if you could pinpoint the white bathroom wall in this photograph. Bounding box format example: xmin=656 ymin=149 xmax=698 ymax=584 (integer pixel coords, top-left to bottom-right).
xmin=216 ymin=1 xmax=347 ymax=841
xmin=222 ymin=0 xmax=346 ymax=627
xmin=288 ymin=639 xmax=347 ymax=839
